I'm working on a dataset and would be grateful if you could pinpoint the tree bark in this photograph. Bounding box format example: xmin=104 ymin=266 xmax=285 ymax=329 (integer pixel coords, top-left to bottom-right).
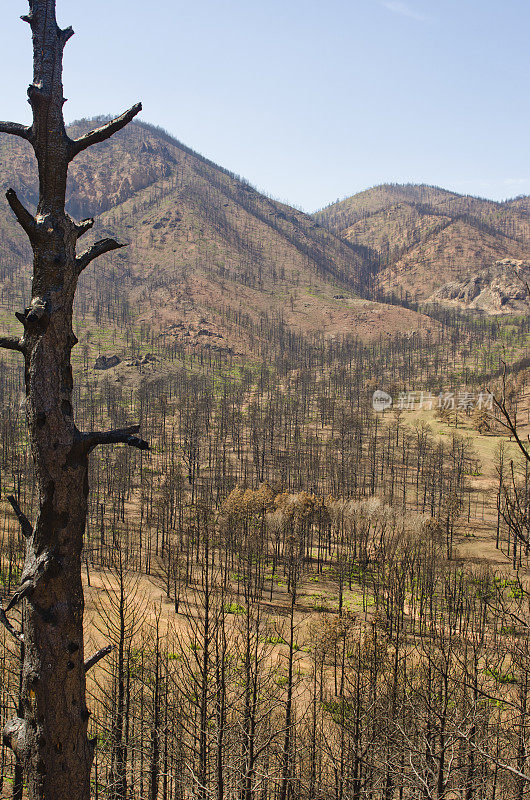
xmin=0 ymin=2 xmax=143 ymax=798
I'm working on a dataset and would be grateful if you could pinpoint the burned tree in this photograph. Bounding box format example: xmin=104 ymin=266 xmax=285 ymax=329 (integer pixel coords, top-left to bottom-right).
xmin=0 ymin=2 xmax=147 ymax=798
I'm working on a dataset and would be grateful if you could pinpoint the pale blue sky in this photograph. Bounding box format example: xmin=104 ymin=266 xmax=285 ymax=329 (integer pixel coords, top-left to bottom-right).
xmin=0 ymin=0 xmax=528 ymax=211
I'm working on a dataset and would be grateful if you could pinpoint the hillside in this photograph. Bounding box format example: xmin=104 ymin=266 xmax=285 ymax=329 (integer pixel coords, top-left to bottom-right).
xmin=0 ymin=121 xmax=440 ymax=353
xmin=315 ymin=184 xmax=530 ymax=302
xmin=3 ymin=125 xmax=530 ymax=800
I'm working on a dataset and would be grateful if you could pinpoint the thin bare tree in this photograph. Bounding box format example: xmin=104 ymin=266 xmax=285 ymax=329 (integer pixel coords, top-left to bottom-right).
xmin=0 ymin=2 xmax=146 ymax=798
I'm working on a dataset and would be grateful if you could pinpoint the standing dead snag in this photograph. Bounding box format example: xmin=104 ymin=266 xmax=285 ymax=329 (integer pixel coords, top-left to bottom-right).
xmin=0 ymin=2 xmax=147 ymax=798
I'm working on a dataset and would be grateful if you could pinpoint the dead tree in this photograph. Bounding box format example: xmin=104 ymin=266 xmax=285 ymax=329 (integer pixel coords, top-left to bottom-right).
xmin=0 ymin=2 xmax=147 ymax=798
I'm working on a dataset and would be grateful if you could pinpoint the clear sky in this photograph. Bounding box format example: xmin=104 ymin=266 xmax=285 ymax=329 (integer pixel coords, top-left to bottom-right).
xmin=0 ymin=0 xmax=528 ymax=211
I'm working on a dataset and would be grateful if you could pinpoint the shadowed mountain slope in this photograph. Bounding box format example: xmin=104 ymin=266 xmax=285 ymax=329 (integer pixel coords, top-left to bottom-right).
xmin=0 ymin=122 xmax=438 ymax=351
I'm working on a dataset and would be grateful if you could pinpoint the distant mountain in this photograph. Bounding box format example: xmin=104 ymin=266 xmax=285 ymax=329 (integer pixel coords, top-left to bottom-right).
xmin=0 ymin=122 xmax=439 ymax=352
xmin=315 ymin=184 xmax=530 ymax=302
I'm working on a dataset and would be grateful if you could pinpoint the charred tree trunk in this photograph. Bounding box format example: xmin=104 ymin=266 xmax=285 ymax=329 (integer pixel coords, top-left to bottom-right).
xmin=0 ymin=2 xmax=146 ymax=798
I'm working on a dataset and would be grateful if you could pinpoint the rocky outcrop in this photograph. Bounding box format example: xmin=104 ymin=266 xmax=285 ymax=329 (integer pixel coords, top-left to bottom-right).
xmin=94 ymin=354 xmax=121 ymax=370
xmin=429 ymin=260 xmax=530 ymax=314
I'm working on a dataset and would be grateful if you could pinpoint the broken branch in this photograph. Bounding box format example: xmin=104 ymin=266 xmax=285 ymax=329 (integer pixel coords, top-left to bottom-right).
xmin=0 ymin=122 xmax=31 ymax=140
xmin=82 ymin=425 xmax=149 ymax=453
xmin=59 ymin=26 xmax=74 ymax=45
xmin=85 ymin=645 xmax=113 ymax=673
xmin=3 ymin=717 xmax=27 ymax=758
xmin=6 ymin=189 xmax=37 ymax=242
xmin=69 ymin=103 xmax=142 ymax=159
xmin=491 ymin=389 xmax=530 ymax=464
xmin=75 ymin=218 xmax=95 ymax=238
xmin=7 ymin=496 xmax=33 ymax=539
xmin=76 ymin=238 xmax=126 ymax=274
xmin=4 ymin=581 xmax=34 ymax=615
xmin=0 ymin=337 xmax=24 ymax=354
xmin=3 ymin=551 xmax=53 ymax=618
xmin=0 ymin=609 xmax=23 ymax=643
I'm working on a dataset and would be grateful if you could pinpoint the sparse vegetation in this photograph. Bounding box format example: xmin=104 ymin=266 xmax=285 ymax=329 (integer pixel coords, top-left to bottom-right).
xmin=0 ymin=4 xmax=530 ymax=799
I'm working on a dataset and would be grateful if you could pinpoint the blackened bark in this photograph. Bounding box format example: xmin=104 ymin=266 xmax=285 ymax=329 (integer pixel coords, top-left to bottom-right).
xmin=0 ymin=2 xmax=143 ymax=798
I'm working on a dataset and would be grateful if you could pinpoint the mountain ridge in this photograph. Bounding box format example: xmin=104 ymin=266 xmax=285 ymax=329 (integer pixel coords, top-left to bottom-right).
xmin=3 ymin=124 xmax=525 ymax=353
xmin=0 ymin=120 xmax=440 ymax=353
xmin=314 ymin=183 xmax=530 ymax=302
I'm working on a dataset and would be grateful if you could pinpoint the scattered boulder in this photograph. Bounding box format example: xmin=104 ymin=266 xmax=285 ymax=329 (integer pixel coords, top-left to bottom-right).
xmin=94 ymin=355 xmax=121 ymax=371
xmin=126 ymin=353 xmax=159 ymax=368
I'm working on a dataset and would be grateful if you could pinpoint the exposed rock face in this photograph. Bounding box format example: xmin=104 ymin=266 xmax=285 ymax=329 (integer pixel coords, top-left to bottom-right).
xmin=127 ymin=353 xmax=159 ymax=367
xmin=94 ymin=354 xmax=121 ymax=370
xmin=162 ymin=318 xmax=234 ymax=352
xmin=429 ymin=260 xmax=530 ymax=314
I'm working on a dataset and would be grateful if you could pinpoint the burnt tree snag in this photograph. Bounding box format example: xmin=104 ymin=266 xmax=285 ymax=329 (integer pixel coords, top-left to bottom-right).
xmin=0 ymin=2 xmax=145 ymax=798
